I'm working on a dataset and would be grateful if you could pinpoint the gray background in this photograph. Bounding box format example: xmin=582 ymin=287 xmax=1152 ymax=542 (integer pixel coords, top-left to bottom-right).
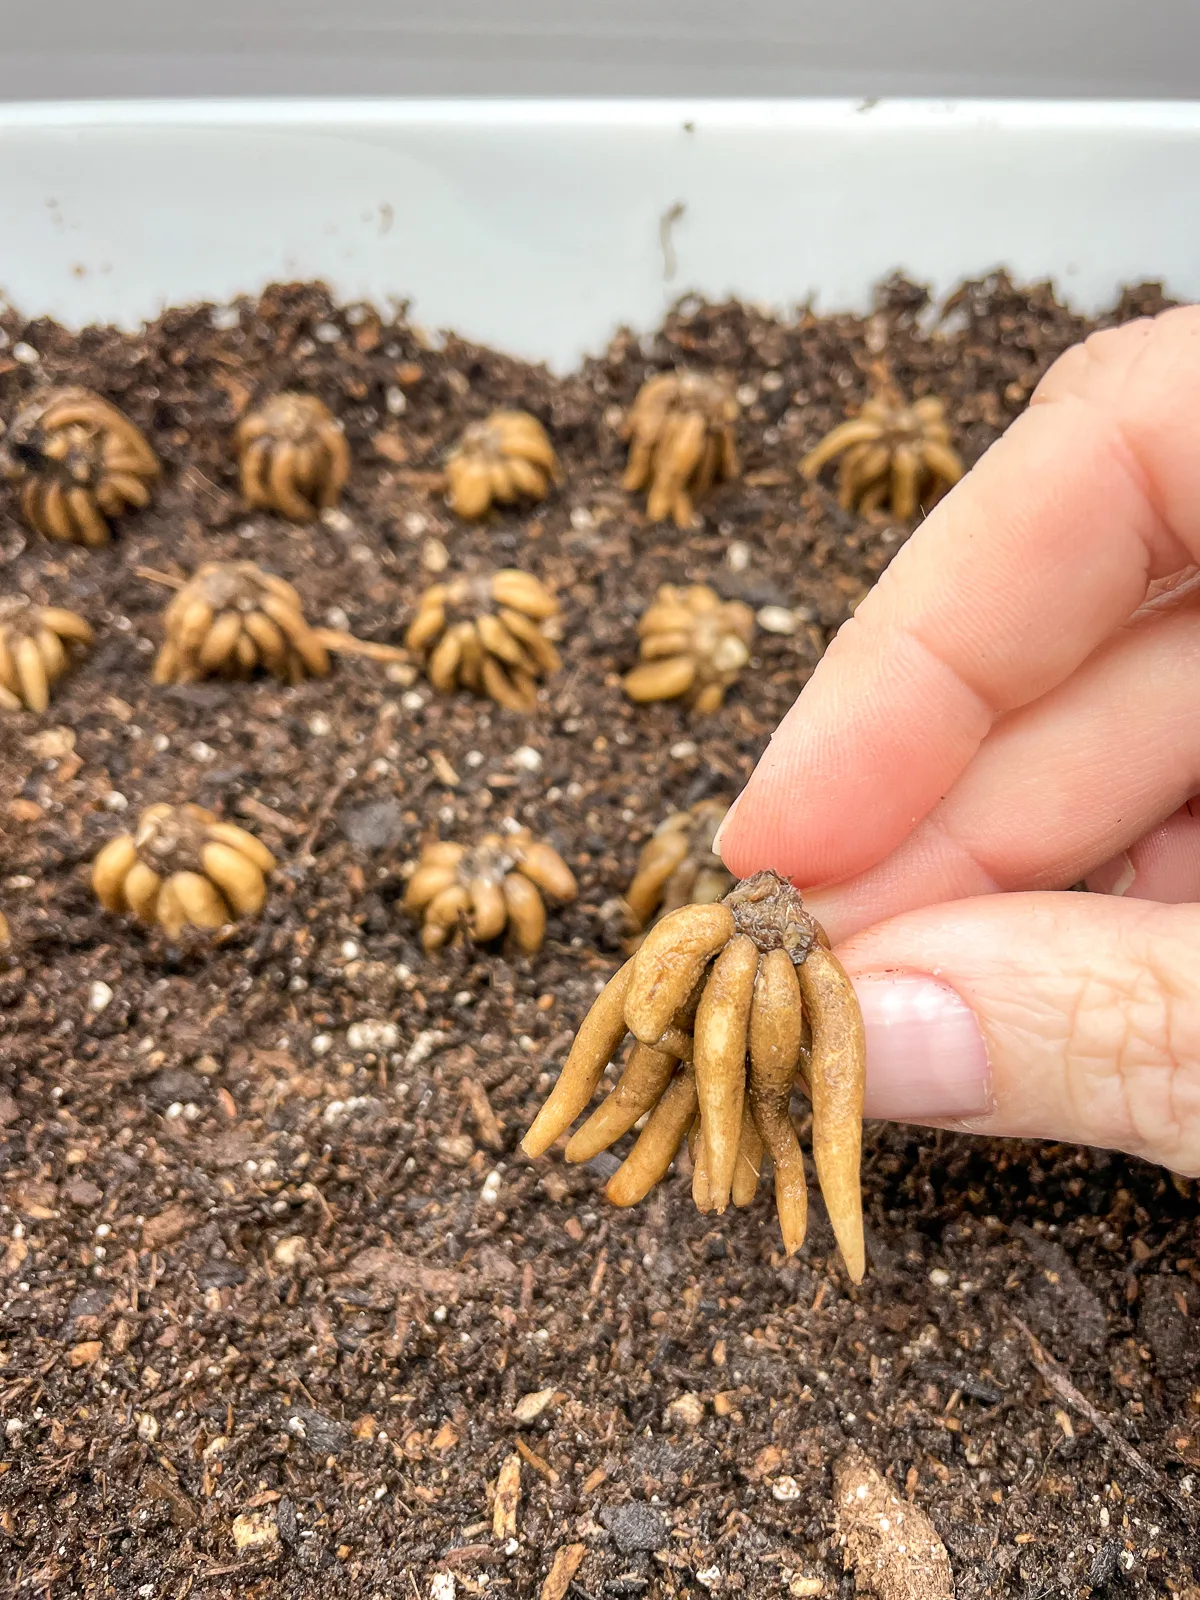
xmin=1 ymin=0 xmax=1198 ymax=101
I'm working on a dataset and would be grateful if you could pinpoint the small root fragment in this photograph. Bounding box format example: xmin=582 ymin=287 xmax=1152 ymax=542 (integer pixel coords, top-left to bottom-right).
xmin=731 ymin=1104 xmax=764 ymax=1208
xmin=797 ymin=944 xmax=866 ymax=1282
xmin=692 ymin=933 xmax=759 ymax=1211
xmin=606 ymin=1065 xmax=698 ymax=1207
xmin=564 ymin=1043 xmax=676 ymax=1163
xmin=624 ymin=902 xmax=734 ymax=1046
xmin=749 ymin=947 xmax=809 ymax=1256
xmin=313 ymin=629 xmax=410 ymax=663
xmin=522 ymin=960 xmax=635 ymax=1158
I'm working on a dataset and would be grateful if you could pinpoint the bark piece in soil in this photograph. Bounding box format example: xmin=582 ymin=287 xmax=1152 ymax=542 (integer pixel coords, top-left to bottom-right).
xmin=286 ymin=1407 xmax=352 ymax=1455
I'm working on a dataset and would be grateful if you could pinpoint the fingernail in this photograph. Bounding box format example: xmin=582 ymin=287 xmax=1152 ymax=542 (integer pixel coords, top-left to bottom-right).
xmin=1086 ymin=851 xmax=1136 ymax=897
xmin=710 ymin=792 xmax=743 ymax=859
xmin=853 ymin=973 xmax=992 ymax=1121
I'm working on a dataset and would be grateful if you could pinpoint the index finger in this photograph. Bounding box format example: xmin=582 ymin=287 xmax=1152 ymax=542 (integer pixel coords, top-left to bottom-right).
xmin=720 ymin=305 xmax=1200 ymax=888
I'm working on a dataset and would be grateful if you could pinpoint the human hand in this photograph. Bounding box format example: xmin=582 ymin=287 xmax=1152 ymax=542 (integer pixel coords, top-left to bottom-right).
xmin=717 ymin=307 xmax=1200 ymax=1172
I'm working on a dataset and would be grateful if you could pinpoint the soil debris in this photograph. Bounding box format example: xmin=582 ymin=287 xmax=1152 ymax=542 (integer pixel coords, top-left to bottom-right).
xmin=540 ymin=1541 xmax=587 ymax=1600
xmin=833 ymin=1445 xmax=954 ymax=1600
xmin=232 ymin=1509 xmax=280 ymax=1555
xmin=601 ymin=1500 xmax=669 ymax=1554
xmin=492 ymin=1450 xmax=522 ymax=1538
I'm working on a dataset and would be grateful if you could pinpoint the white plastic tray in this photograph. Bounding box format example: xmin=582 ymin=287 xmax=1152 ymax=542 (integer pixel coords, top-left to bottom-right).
xmin=1 ymin=99 xmax=1198 ymax=369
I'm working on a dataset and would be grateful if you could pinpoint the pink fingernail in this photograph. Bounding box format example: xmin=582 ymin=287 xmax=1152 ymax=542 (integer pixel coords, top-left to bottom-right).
xmin=853 ymin=973 xmax=992 ymax=1121
xmin=1087 ymin=851 xmax=1137 ymax=897
xmin=710 ymin=791 xmax=742 ymax=859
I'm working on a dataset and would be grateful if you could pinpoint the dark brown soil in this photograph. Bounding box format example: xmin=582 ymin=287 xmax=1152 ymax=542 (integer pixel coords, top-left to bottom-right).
xmin=1 ymin=275 xmax=1197 ymax=1599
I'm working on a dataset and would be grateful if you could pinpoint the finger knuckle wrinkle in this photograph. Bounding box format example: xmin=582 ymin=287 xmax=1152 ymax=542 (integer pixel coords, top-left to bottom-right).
xmin=897 ymin=620 xmax=1000 ymax=727
xmin=1039 ymin=310 xmax=1193 ymax=402
xmin=1102 ymin=922 xmax=1200 ymax=1162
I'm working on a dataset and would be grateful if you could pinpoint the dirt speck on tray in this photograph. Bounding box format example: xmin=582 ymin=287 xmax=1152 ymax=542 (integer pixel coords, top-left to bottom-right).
xmin=0 ymin=275 xmax=1194 ymax=1597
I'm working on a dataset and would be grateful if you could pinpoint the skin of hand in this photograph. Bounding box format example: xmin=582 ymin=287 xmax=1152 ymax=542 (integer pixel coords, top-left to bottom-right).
xmin=717 ymin=305 xmax=1200 ymax=1174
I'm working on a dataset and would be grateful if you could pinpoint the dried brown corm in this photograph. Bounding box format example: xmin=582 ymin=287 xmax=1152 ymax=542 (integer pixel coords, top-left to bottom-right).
xmin=92 ymin=804 xmax=276 ymax=939
xmin=621 ymin=371 xmax=739 ymax=528
xmin=801 ymin=387 xmax=964 ymax=519
xmin=405 ymin=569 xmax=560 ymax=712
xmin=523 ymin=870 xmax=866 ymax=1282
xmin=236 ymin=393 xmax=351 ymax=522
xmin=623 ymin=583 xmax=754 ymax=714
xmin=1 ymin=387 xmax=159 ymax=546
xmin=152 ymin=562 xmax=330 ymax=686
xmin=445 ymin=410 xmax=561 ymax=520
xmin=405 ymin=829 xmax=577 ymax=955
xmin=0 ymin=600 xmax=92 ymax=714
xmin=623 ymin=799 xmax=733 ymax=933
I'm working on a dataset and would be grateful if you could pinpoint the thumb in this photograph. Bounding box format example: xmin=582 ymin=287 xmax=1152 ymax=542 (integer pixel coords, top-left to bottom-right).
xmin=841 ymin=892 xmax=1200 ymax=1174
